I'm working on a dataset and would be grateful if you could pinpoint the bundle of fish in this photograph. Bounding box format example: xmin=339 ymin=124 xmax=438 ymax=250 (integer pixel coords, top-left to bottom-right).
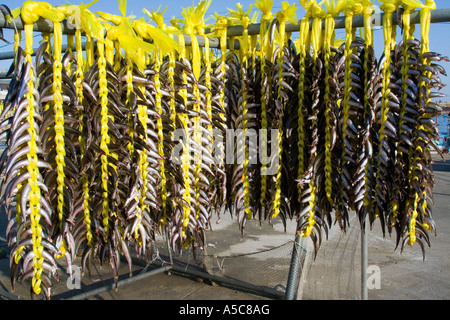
xmin=0 ymin=0 xmax=448 ymax=299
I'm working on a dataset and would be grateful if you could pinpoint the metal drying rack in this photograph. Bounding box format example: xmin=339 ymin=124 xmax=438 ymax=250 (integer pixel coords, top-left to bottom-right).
xmin=0 ymin=7 xmax=449 ymax=301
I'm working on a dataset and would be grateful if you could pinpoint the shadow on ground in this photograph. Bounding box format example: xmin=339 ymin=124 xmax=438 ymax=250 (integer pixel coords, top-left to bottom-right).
xmin=432 ymin=152 xmax=450 ymax=172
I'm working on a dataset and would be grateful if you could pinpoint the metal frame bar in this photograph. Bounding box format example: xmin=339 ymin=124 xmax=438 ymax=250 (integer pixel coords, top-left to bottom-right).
xmin=65 ymin=264 xmax=173 ymax=300
xmin=0 ymin=8 xmax=449 ymax=60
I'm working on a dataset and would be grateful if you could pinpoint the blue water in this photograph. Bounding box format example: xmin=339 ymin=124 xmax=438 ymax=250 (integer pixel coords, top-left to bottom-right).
xmin=437 ymin=113 xmax=448 ymax=138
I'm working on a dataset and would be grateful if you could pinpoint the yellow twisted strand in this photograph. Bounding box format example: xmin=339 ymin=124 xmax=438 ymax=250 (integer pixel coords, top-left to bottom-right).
xmin=239 ymin=15 xmax=252 ymax=220
xmin=74 ymin=28 xmax=93 ymax=246
xmin=66 ymin=34 xmax=74 ymax=76
xmin=323 ymin=13 xmax=335 ymax=204
xmin=374 ymin=2 xmax=397 ymax=219
xmin=362 ymin=1 xmax=374 ymax=213
xmin=86 ymin=35 xmax=95 ymax=71
xmin=301 ymin=5 xmax=323 ymax=237
xmin=419 ymin=3 xmax=434 ymax=233
xmin=52 ymin=21 xmax=68 ymax=258
xmin=409 ymin=1 xmax=435 ymax=244
xmin=98 ymin=40 xmax=111 ymax=240
xmin=271 ymin=16 xmax=287 ymax=220
xmin=396 ymin=7 xmax=413 ymax=226
xmin=154 ymin=54 xmax=168 ymax=219
xmin=24 ymin=21 xmax=44 ymax=296
xmin=297 ymin=16 xmax=309 ymax=201
xmin=254 ymin=1 xmax=274 ymax=215
xmin=168 ymin=51 xmax=177 ymax=140
xmin=126 ymin=60 xmax=135 ymax=157
xmin=177 ymin=34 xmax=192 ymax=246
xmin=204 ymin=36 xmax=213 ymax=147
xmin=14 ymin=28 xmax=24 ymax=238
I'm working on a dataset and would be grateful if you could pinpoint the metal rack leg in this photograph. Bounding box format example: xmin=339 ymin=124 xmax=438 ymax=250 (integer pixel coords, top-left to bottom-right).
xmin=285 ymin=217 xmax=305 ymax=300
xmin=361 ymin=218 xmax=368 ymax=300
xmin=285 ymin=234 xmax=303 ymax=300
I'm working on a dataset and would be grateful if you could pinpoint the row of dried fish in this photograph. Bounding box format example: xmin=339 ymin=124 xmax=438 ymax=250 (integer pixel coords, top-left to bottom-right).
xmin=0 ymin=39 xmax=229 ymax=298
xmin=0 ymin=2 xmax=447 ymax=299
xmin=222 ymin=35 xmax=447 ymax=258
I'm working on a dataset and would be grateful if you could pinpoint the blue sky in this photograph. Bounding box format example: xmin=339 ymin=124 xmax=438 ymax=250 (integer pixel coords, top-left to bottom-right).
xmin=1 ymin=0 xmax=449 ymax=99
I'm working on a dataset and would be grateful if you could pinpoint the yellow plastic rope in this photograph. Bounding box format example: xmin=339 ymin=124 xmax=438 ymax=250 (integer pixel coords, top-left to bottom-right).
xmin=396 ymin=2 xmax=415 ymax=226
xmin=242 ymin=15 xmax=252 ymax=220
xmin=229 ymin=4 xmax=252 ymax=220
xmin=65 ymin=34 xmax=74 ymax=76
xmin=361 ymin=0 xmax=375 ymax=214
xmin=105 ymin=27 xmax=115 ymax=65
xmin=13 ymin=29 xmax=23 ymax=239
xmin=86 ymin=35 xmax=94 ymax=70
xmin=323 ymin=0 xmax=339 ymax=205
xmin=154 ymin=53 xmax=169 ymax=219
xmin=144 ymin=8 xmax=179 ymax=141
xmin=52 ymin=18 xmax=68 ymax=258
xmin=14 ymin=30 xmax=21 ymax=66
xmin=168 ymin=51 xmax=177 ymax=140
xmin=409 ymin=0 xmax=435 ymax=245
xmin=21 ymin=1 xmax=44 ymax=295
xmin=418 ymin=0 xmax=436 ymax=234
xmin=301 ymin=1 xmax=324 ymax=237
xmin=76 ymin=27 xmax=93 ymax=247
xmin=142 ymin=14 xmax=178 ymax=224
xmin=254 ymin=1 xmax=273 ymax=212
xmin=62 ymin=1 xmax=96 ymax=246
xmin=176 ymin=30 xmax=192 ymax=246
xmin=42 ymin=32 xmax=51 ymax=55
xmin=340 ymin=4 xmax=362 ymax=210
xmin=375 ymin=0 xmax=400 ymax=219
xmin=126 ymin=22 xmax=149 ymax=244
xmin=204 ymin=36 xmax=213 ymax=137
xmin=97 ymin=38 xmax=111 ymax=240
xmin=214 ymin=16 xmax=227 ymax=131
xmin=297 ymin=3 xmax=311 ymax=202
xmin=272 ymin=1 xmax=297 ymax=220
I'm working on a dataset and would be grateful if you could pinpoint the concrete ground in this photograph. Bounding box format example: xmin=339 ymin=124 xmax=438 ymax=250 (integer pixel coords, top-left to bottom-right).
xmin=0 ymin=153 xmax=449 ymax=300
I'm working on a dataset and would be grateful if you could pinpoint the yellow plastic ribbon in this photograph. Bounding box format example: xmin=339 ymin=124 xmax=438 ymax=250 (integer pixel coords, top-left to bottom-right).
xmin=296 ymin=0 xmax=314 ymax=206
xmin=272 ymin=2 xmax=297 ymax=220
xmin=255 ymin=0 xmax=273 ymax=211
xmin=300 ymin=0 xmax=324 ymax=237
xmin=171 ymin=15 xmax=191 ymax=247
xmin=176 ymin=0 xmax=212 ymax=80
xmin=228 ymin=3 xmax=254 ymax=220
xmin=323 ymin=0 xmax=340 ymax=205
xmin=47 ymin=7 xmax=67 ymax=259
xmin=407 ymin=0 xmax=435 ymax=245
xmin=21 ymin=0 xmax=60 ymax=296
xmin=374 ymin=0 xmax=401 ymax=220
xmin=255 ymin=0 xmax=274 ymax=59
xmin=63 ymin=1 xmax=97 ymax=246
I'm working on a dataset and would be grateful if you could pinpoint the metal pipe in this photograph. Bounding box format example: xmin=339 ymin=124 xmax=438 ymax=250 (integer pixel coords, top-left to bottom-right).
xmin=220 ymin=8 xmax=450 ymax=36
xmin=361 ymin=218 xmax=368 ymax=300
xmin=285 ymin=216 xmax=305 ymax=300
xmin=0 ymin=13 xmax=78 ymax=35
xmin=65 ymin=265 xmax=172 ymax=300
xmin=1 ymin=8 xmax=449 ymax=50
xmin=0 ymin=41 xmax=87 ymax=61
xmin=0 ymin=36 xmax=221 ymax=61
xmin=172 ymin=34 xmax=221 ymax=48
xmin=0 ymin=289 xmax=21 ymax=300
xmin=151 ymin=260 xmax=286 ymax=299
xmin=285 ymin=234 xmax=303 ymax=300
